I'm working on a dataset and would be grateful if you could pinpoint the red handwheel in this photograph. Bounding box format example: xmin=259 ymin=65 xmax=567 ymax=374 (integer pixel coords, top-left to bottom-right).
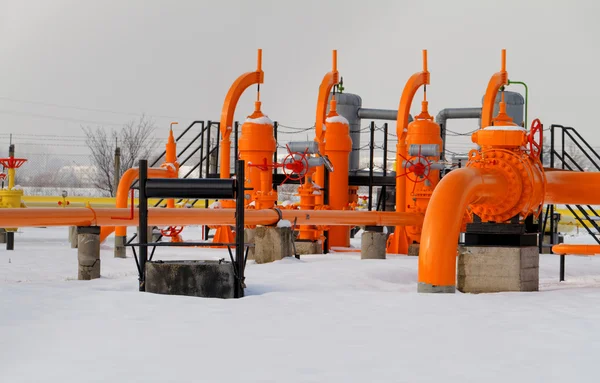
xmin=529 ymin=118 xmax=543 ymax=159
xmin=160 ymin=226 xmax=184 ymax=238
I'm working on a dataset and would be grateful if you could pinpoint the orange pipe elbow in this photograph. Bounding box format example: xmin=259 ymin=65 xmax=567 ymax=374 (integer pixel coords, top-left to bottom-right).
xmin=418 ymin=168 xmax=508 ymax=290
xmin=481 ymin=49 xmax=508 ymax=128
xmin=113 ymin=167 xmax=173 ymax=237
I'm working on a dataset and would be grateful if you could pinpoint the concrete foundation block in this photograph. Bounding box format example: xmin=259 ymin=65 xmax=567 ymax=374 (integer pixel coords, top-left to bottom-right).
xmin=254 ymin=226 xmax=292 ymax=264
xmin=408 ymin=244 xmax=420 ymax=257
xmin=361 ymin=231 xmax=387 ymax=260
xmin=457 ymin=246 xmax=539 ymax=293
xmin=114 ymin=235 xmax=126 ymax=258
xmin=145 ymin=260 xmax=236 ymax=299
xmin=244 ymin=229 xmax=256 ymax=260
xmin=77 ymin=226 xmax=101 ymax=280
xmin=0 ymin=228 xmax=6 ymax=244
xmin=69 ymin=226 xmax=78 ymax=248
xmin=294 ymin=240 xmax=322 ymax=255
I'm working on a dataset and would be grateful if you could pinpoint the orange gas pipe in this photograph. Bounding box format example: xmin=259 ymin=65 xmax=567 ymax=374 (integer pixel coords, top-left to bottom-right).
xmin=545 ymin=171 xmax=600 ymax=205
xmin=552 ymin=244 xmax=600 ymax=256
xmin=102 ymin=167 xmax=174 ymax=241
xmin=0 ymin=208 xmax=423 ymax=228
xmin=480 ymin=49 xmax=508 ymax=129
xmin=387 ymin=49 xmax=429 ymax=254
xmin=219 ymin=49 xmax=264 ymax=179
xmin=417 ymin=167 xmax=509 ymax=290
xmin=314 ymin=50 xmax=339 ymax=206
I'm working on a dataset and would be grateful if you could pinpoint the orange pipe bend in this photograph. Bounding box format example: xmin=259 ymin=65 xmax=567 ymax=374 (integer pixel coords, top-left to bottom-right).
xmin=0 ymin=208 xmax=422 ymax=229
xmin=112 ymin=167 xmax=173 ymax=238
xmin=418 ymin=167 xmax=509 ymax=289
xmin=552 ymin=244 xmax=600 ymax=256
xmin=480 ymin=49 xmax=508 ymax=129
xmin=545 ymin=171 xmax=600 ymax=205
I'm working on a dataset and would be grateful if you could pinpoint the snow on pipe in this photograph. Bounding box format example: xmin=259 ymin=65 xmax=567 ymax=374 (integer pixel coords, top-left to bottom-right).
xmin=0 ymin=208 xmax=424 ymax=228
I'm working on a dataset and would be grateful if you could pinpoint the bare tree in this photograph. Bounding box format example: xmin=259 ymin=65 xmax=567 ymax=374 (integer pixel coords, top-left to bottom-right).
xmin=83 ymin=115 xmax=159 ymax=196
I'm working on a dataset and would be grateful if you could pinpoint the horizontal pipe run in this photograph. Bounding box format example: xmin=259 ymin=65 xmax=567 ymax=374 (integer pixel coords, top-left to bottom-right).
xmin=552 ymin=244 xmax=600 ymax=256
xmin=545 ymin=171 xmax=600 ymax=205
xmin=357 ymin=108 xmax=414 ymax=122
xmin=0 ymin=208 xmax=423 ymax=228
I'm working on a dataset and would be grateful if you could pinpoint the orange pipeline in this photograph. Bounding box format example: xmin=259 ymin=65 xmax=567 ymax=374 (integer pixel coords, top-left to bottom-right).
xmin=219 ymin=49 xmax=264 ymax=179
xmin=313 ymin=50 xmax=339 ymax=206
xmin=552 ymin=244 xmax=600 ymax=256
xmin=387 ymin=49 xmax=429 ymax=254
xmin=100 ymin=167 xmax=174 ymax=242
xmin=0 ymin=208 xmax=423 ymax=228
xmin=417 ymin=167 xmax=509 ymax=289
xmin=545 ymin=171 xmax=600 ymax=205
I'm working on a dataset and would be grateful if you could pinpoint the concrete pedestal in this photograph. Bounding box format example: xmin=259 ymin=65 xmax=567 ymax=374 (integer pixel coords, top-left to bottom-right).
xmin=145 ymin=260 xmax=236 ymax=299
xmin=69 ymin=226 xmax=78 ymax=248
xmin=458 ymin=246 xmax=539 ymax=293
xmin=361 ymin=231 xmax=386 ymax=260
xmin=408 ymin=244 xmax=420 ymax=257
xmin=254 ymin=226 xmax=293 ymax=264
xmin=77 ymin=226 xmax=101 ymax=280
xmin=244 ymin=229 xmax=256 ymax=260
xmin=0 ymin=228 xmax=6 ymax=244
xmin=541 ymin=233 xmax=564 ymax=254
xmin=294 ymin=240 xmax=322 ymax=255
xmin=114 ymin=235 xmax=126 ymax=258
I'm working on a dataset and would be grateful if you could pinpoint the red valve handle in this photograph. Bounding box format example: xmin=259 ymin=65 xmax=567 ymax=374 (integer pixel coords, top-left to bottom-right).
xmin=528 ymin=118 xmax=543 ymax=159
xmin=402 ymin=154 xmax=432 ymax=184
xmin=160 ymin=226 xmax=184 ymax=237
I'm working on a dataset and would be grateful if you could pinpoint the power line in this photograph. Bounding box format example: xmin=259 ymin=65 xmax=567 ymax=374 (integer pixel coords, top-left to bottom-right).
xmin=0 ymin=96 xmax=192 ymax=120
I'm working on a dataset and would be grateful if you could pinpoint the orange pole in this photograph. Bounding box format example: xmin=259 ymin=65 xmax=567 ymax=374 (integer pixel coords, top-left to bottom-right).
xmin=0 ymin=208 xmax=423 ymax=228
xmin=387 ymin=50 xmax=429 ymax=254
xmin=552 ymin=244 xmax=600 ymax=255
xmin=165 ymin=124 xmax=178 ymax=209
xmin=219 ymin=49 xmax=264 ymax=179
xmin=417 ymin=167 xmax=509 ymax=291
xmin=314 ymin=49 xmax=339 ymax=206
xmin=545 ymin=171 xmax=600 ymax=205
xmin=480 ymin=49 xmax=508 ymax=128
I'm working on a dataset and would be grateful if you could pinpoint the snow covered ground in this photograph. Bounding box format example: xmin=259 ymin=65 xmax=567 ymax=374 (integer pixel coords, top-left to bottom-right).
xmin=2 ymin=227 xmax=600 ymax=382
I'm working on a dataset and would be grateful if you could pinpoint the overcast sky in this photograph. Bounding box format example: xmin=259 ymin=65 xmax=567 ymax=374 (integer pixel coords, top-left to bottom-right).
xmin=1 ymin=0 xmax=599 ymax=158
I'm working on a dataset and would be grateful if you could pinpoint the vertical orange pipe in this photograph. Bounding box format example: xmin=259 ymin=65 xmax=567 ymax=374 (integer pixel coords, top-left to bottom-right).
xmin=314 ymin=50 xmax=339 ymax=206
xmin=387 ymin=50 xmax=429 ymax=254
xmin=324 ymin=98 xmax=352 ymax=247
xmin=219 ymin=49 xmax=264 ymax=179
xmin=165 ymin=126 xmax=178 ymax=209
xmin=480 ymin=49 xmax=508 ymax=129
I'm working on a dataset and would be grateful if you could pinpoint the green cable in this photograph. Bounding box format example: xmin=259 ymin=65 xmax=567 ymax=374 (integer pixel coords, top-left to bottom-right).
xmin=507 ymin=80 xmax=528 ymax=128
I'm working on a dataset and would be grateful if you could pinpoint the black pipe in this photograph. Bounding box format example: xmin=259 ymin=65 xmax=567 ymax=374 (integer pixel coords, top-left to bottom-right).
xmin=6 ymin=231 xmax=14 ymax=251
xmin=559 ymin=254 xmax=565 ymax=282
xmin=138 ymin=159 xmax=149 ymax=291
xmin=323 ymin=167 xmax=330 ymax=254
xmin=382 ymin=123 xmax=388 ymax=212
xmin=368 ymin=121 xmax=375 ymax=211
xmin=273 ymin=121 xmax=278 ymax=190
xmin=234 ymin=121 xmax=239 ymax=167
xmin=235 ymin=160 xmax=245 ymax=298
xmin=146 ymin=178 xmax=236 ymax=199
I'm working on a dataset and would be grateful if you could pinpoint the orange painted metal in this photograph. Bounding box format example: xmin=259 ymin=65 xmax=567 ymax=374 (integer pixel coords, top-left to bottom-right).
xmin=545 ymin=171 xmax=600 ymax=205
xmin=0 ymin=208 xmax=422 ymax=229
xmin=219 ymin=49 xmax=264 ymax=179
xmin=387 ymin=49 xmax=430 ymax=254
xmin=552 ymin=244 xmax=600 ymax=255
xmin=324 ymin=97 xmax=352 ymax=247
xmin=418 ymin=167 xmax=509 ymax=287
xmin=480 ymin=49 xmax=508 ymax=129
xmin=101 ymin=167 xmax=174 ymax=242
xmin=238 ymin=101 xmax=277 ymax=209
xmin=313 ymin=50 xmax=339 ymax=206
xmin=403 ymin=100 xmax=443 ymax=246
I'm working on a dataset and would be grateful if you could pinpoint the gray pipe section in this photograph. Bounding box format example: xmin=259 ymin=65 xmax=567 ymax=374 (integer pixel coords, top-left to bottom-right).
xmin=435 ymin=107 xmax=481 ymax=161
xmin=357 ymin=108 xmax=414 ymax=123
